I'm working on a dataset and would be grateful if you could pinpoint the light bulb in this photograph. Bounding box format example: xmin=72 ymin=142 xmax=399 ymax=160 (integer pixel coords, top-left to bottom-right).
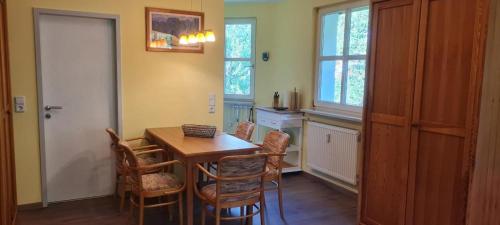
xmin=205 ymin=30 xmax=215 ymax=42
xmin=188 ymin=34 xmax=197 ymax=44
xmin=196 ymin=32 xmax=206 ymax=43
xmin=179 ymin=35 xmax=188 ymax=45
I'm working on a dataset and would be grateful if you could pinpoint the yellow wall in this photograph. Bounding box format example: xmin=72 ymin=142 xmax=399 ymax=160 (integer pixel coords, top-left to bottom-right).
xmin=225 ymin=0 xmax=351 ymax=108
xmin=224 ymin=3 xmax=277 ymax=106
xmin=225 ymin=0 xmax=363 ymax=191
xmin=8 ymin=0 xmax=224 ymax=204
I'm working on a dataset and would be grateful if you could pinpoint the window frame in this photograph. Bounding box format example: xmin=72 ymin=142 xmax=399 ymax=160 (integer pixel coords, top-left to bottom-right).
xmin=224 ymin=18 xmax=257 ymax=101
xmin=314 ymin=1 xmax=369 ymax=118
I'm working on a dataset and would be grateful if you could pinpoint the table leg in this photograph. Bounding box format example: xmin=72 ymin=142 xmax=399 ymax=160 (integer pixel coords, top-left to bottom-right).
xmin=186 ymin=160 xmax=194 ymax=225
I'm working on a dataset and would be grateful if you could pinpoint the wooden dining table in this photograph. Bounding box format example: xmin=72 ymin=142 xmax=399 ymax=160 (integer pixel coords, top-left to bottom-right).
xmin=145 ymin=127 xmax=261 ymax=225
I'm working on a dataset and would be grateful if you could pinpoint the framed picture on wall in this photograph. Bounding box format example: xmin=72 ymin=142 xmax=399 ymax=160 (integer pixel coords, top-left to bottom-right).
xmin=146 ymin=7 xmax=204 ymax=53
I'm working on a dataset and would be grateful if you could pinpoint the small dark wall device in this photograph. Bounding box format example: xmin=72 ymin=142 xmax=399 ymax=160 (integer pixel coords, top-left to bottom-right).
xmin=262 ymin=52 xmax=270 ymax=61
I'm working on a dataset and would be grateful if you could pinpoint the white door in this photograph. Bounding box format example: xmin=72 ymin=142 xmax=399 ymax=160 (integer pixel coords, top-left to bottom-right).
xmin=37 ymin=12 xmax=118 ymax=203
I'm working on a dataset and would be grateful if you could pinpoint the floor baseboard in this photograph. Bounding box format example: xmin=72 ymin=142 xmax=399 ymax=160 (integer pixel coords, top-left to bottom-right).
xmin=300 ymin=171 xmax=358 ymax=198
xmin=18 ymin=202 xmax=43 ymax=211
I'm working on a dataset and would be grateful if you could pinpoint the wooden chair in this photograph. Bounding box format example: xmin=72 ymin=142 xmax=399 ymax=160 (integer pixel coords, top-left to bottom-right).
xmin=234 ymin=121 xmax=255 ymax=141
xmin=118 ymin=141 xmax=185 ymax=225
xmin=105 ymin=128 xmax=165 ymax=212
xmin=194 ymin=154 xmax=268 ymax=225
xmin=258 ymin=130 xmax=290 ymax=219
xmin=207 ymin=122 xmax=255 ymax=173
xmin=106 ymin=128 xmax=158 ymax=150
xmin=205 ymin=121 xmax=256 ymax=182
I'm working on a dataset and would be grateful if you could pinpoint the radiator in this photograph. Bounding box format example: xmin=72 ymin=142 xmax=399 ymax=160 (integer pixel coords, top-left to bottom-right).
xmin=306 ymin=121 xmax=359 ymax=185
xmin=223 ymin=101 xmax=253 ymax=134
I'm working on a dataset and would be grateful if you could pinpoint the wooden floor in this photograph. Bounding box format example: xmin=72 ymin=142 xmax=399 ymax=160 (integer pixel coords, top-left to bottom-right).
xmin=16 ymin=173 xmax=357 ymax=225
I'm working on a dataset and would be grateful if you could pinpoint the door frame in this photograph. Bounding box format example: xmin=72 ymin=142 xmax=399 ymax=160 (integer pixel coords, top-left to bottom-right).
xmin=33 ymin=8 xmax=122 ymax=207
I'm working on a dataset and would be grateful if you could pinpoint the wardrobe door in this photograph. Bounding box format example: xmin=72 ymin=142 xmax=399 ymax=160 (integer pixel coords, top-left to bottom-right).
xmin=408 ymin=0 xmax=490 ymax=224
xmin=360 ymin=0 xmax=420 ymax=224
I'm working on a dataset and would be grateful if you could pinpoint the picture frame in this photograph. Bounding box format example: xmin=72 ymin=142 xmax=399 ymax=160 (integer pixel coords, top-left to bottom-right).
xmin=145 ymin=7 xmax=204 ymax=53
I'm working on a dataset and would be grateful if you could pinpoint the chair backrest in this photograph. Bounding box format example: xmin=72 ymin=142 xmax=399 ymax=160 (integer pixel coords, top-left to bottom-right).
xmin=105 ymin=128 xmax=120 ymax=145
xmin=105 ymin=128 xmax=125 ymax=172
xmin=262 ymin=130 xmax=290 ymax=167
xmin=234 ymin=121 xmax=255 ymax=141
xmin=217 ymin=154 xmax=267 ymax=195
xmin=117 ymin=141 xmax=142 ymax=190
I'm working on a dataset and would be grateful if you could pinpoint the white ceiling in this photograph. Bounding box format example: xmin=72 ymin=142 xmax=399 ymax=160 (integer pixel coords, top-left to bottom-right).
xmin=225 ymin=0 xmax=283 ymax=3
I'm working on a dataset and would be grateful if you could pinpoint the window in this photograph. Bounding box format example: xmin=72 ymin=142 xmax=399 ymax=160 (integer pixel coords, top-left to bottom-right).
xmin=315 ymin=3 xmax=369 ymax=117
xmin=224 ymin=18 xmax=256 ymax=100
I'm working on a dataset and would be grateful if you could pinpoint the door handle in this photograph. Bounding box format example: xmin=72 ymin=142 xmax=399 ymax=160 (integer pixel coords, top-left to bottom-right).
xmin=45 ymin=105 xmax=63 ymax=111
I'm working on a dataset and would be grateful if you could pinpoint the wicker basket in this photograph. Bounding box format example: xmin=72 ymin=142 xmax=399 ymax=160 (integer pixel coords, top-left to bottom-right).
xmin=182 ymin=124 xmax=217 ymax=138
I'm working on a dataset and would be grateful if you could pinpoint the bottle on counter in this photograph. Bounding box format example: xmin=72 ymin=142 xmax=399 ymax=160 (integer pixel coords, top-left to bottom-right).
xmin=289 ymin=87 xmax=299 ymax=111
xmin=273 ymin=91 xmax=280 ymax=109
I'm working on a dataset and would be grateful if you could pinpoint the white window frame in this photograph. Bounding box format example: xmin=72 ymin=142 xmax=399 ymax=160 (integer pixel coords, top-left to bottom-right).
xmin=314 ymin=1 xmax=369 ymax=118
xmin=224 ymin=18 xmax=256 ymax=101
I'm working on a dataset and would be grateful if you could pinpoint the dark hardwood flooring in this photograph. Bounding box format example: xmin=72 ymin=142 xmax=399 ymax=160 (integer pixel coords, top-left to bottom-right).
xmin=16 ymin=173 xmax=357 ymax=225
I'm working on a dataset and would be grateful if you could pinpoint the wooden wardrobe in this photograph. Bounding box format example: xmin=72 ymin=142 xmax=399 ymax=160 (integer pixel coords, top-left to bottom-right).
xmin=359 ymin=0 xmax=490 ymax=225
xmin=0 ymin=0 xmax=17 ymax=225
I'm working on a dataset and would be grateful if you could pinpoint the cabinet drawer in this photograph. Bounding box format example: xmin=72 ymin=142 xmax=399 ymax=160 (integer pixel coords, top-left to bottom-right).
xmin=256 ymin=116 xmax=281 ymax=129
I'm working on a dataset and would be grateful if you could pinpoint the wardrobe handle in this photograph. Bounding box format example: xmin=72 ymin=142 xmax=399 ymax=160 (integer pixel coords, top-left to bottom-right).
xmin=411 ymin=122 xmax=420 ymax=128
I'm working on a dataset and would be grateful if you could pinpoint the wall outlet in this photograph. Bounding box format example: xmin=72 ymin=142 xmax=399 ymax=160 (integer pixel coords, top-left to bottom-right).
xmin=209 ymin=105 xmax=216 ymax=114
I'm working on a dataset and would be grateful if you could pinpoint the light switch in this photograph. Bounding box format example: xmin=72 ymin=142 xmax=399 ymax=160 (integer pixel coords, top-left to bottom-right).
xmin=209 ymin=94 xmax=216 ymax=106
xmin=14 ymin=96 xmax=25 ymax=113
xmin=209 ymin=94 xmax=216 ymax=114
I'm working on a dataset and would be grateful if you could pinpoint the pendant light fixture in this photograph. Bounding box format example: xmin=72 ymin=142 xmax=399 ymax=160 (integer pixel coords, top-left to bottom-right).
xmin=196 ymin=31 xmax=206 ymax=43
xmin=179 ymin=0 xmax=215 ymax=45
xmin=188 ymin=33 xmax=197 ymax=44
xmin=204 ymin=30 xmax=215 ymax=42
xmin=179 ymin=35 xmax=189 ymax=45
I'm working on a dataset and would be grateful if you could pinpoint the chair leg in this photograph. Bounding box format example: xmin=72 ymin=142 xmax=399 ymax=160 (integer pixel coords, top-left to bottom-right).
xmin=201 ymin=203 xmax=206 ymax=225
xmin=119 ymin=178 xmax=126 ymax=213
xmin=277 ymin=178 xmax=284 ymax=219
xmin=261 ymin=191 xmax=267 ymax=211
xmin=246 ymin=205 xmax=253 ymax=225
xmin=114 ymin=174 xmax=119 ymax=198
xmin=167 ymin=196 xmax=174 ymax=221
xmin=240 ymin=206 xmax=245 ymax=225
xmin=139 ymin=196 xmax=144 ymax=225
xmin=215 ymin=206 xmax=222 ymax=225
xmin=129 ymin=195 xmax=134 ymax=221
xmin=178 ymin=193 xmax=184 ymax=225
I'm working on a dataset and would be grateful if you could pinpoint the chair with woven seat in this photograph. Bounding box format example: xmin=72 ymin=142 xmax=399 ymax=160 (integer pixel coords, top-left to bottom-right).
xmin=258 ymin=130 xmax=290 ymax=219
xmin=234 ymin=121 xmax=255 ymax=142
xmin=106 ymin=128 xmax=158 ymax=151
xmin=207 ymin=121 xmax=255 ymax=173
xmin=194 ymin=154 xmax=268 ymax=225
xmin=118 ymin=141 xmax=185 ymax=225
xmin=105 ymin=128 xmax=165 ymax=212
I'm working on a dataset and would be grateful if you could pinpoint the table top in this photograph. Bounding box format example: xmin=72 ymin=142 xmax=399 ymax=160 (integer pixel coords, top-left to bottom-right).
xmin=146 ymin=127 xmax=261 ymax=158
